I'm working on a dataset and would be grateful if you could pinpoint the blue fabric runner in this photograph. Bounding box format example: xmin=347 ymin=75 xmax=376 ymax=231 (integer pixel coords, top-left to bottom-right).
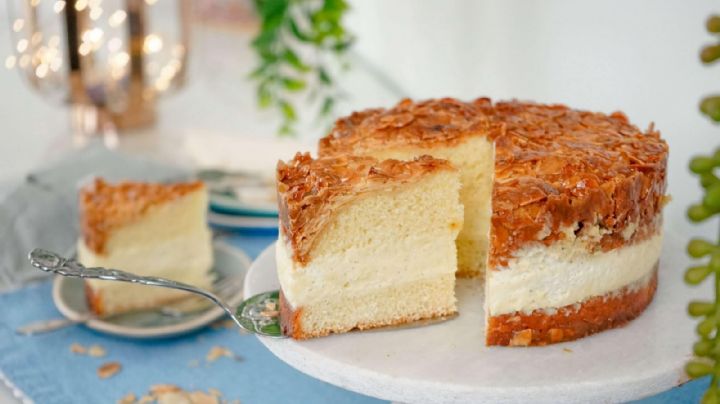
xmin=0 ymin=232 xmax=710 ymax=403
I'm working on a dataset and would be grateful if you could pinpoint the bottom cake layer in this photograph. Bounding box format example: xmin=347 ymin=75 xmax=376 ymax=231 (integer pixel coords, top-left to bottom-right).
xmin=486 ymin=263 xmax=659 ymax=346
xmin=280 ymin=275 xmax=457 ymax=339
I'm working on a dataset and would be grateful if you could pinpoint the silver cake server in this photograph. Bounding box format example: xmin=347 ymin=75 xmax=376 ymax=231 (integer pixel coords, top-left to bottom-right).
xmin=27 ymin=248 xmax=285 ymax=338
xmin=27 ymin=248 xmax=456 ymax=338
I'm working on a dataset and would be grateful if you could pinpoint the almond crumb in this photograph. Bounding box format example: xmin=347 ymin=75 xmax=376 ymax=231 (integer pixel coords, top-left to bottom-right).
xmin=563 ymin=348 xmax=573 ymax=353
xmin=187 ymin=391 xmax=220 ymax=404
xmin=98 ymin=362 xmax=122 ymax=379
xmin=117 ymin=392 xmax=136 ymax=404
xmin=509 ymin=329 xmax=533 ymax=347
xmin=150 ymin=384 xmax=182 ymax=395
xmin=206 ymin=346 xmax=233 ymax=362
xmin=260 ymin=310 xmax=279 ymax=318
xmin=88 ymin=344 xmax=107 ymax=357
xmin=208 ymin=388 xmax=221 ymax=397
xmin=70 ymin=343 xmax=86 ymax=354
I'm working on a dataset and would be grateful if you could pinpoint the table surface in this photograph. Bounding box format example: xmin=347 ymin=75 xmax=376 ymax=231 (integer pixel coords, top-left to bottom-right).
xmin=2 ymin=1 xmax=720 ymax=402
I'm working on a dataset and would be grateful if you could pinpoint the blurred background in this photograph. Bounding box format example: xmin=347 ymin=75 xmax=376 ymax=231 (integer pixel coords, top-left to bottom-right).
xmin=1 ymin=0 xmax=717 ymax=239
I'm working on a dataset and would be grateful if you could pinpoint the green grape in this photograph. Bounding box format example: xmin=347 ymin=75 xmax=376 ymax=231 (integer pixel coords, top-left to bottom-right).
xmin=698 ymin=318 xmax=717 ymax=337
xmin=695 ymin=339 xmax=715 ymax=356
xmin=708 ymin=15 xmax=720 ymax=33
xmin=689 ymin=239 xmax=716 ymax=258
xmin=701 ymin=96 xmax=720 ymax=122
xmin=687 ymin=360 xmax=714 ymax=378
xmin=706 ymin=184 xmax=720 ymax=209
xmin=689 ymin=301 xmax=716 ymax=317
xmin=689 ymin=204 xmax=714 ymax=222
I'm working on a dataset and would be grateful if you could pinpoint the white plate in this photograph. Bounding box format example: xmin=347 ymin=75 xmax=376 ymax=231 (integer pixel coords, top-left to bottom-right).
xmin=207 ymin=211 xmax=278 ymax=232
xmin=244 ymin=233 xmax=698 ymax=404
xmin=53 ymin=241 xmax=250 ymax=338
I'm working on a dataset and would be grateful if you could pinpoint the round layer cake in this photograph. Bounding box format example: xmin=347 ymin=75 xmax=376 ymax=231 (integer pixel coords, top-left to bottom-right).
xmin=318 ymin=98 xmax=668 ymax=346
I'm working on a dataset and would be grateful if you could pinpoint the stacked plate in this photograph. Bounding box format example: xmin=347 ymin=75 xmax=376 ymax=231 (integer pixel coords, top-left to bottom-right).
xmin=198 ymin=168 xmax=279 ymax=234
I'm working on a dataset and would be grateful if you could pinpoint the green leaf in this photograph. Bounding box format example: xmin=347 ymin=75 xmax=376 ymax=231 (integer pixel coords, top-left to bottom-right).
xmin=283 ymin=49 xmax=311 ymax=72
xmin=257 ymin=84 xmax=273 ymax=108
xmin=702 ymin=45 xmax=720 ymax=64
xmin=689 ymin=301 xmax=716 ymax=317
xmin=695 ymin=339 xmax=715 ymax=356
xmin=697 ymin=318 xmax=717 ymax=337
xmin=289 ymin=19 xmax=314 ymax=42
xmin=701 ymin=96 xmax=720 ymax=122
xmin=689 ymin=204 xmax=714 ymax=222
xmin=691 ymin=156 xmax=716 ymax=174
xmin=320 ymin=97 xmax=334 ymax=116
xmin=707 ymin=15 xmax=720 ymax=33
xmin=689 ymin=239 xmax=716 ymax=258
xmin=686 ymin=265 xmax=713 ymax=285
xmin=701 ymin=172 xmax=720 ymax=188
xmin=318 ymin=68 xmax=332 ymax=85
xmin=704 ymin=388 xmax=720 ymax=404
xmin=686 ymin=360 xmax=714 ymax=378
xmin=279 ymin=100 xmax=297 ymax=121
xmin=282 ymin=77 xmax=306 ymax=91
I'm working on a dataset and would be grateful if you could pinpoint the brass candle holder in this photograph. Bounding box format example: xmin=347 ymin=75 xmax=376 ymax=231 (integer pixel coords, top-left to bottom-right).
xmin=7 ymin=0 xmax=190 ymax=144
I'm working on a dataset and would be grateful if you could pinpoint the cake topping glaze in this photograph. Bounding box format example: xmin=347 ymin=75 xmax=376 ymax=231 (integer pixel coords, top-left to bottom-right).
xmin=276 ymin=153 xmax=455 ymax=265
xmin=318 ymin=98 xmax=668 ymax=267
xmin=319 ymin=97 xmax=501 ymax=155
xmin=79 ymin=178 xmax=204 ymax=254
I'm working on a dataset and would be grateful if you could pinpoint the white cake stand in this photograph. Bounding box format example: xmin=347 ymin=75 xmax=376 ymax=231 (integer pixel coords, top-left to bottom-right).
xmin=243 ymin=233 xmax=700 ymax=404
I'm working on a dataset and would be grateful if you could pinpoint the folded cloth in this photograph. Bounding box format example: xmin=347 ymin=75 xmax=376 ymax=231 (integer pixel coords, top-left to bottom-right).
xmin=0 ymin=144 xmax=190 ymax=291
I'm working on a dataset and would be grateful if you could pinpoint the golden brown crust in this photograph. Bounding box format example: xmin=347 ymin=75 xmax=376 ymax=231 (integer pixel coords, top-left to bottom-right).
xmin=276 ymin=153 xmax=455 ymax=265
xmin=279 ymin=289 xmax=455 ymax=340
xmin=486 ymin=264 xmax=658 ymax=346
xmin=318 ymin=98 xmax=501 ymax=156
xmin=79 ymin=178 xmax=204 ymax=254
xmin=317 ymin=98 xmax=668 ymax=266
xmin=480 ymin=100 xmax=668 ymax=267
xmin=85 ymin=281 xmax=104 ymax=315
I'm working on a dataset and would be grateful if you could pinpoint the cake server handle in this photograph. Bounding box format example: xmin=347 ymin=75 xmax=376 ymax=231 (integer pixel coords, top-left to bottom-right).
xmin=27 ymin=248 xmax=286 ymax=338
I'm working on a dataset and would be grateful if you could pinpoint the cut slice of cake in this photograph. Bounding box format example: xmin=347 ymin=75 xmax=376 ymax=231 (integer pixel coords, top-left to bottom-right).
xmin=276 ymin=153 xmax=463 ymax=339
xmin=318 ymin=98 xmax=500 ymax=278
xmin=77 ymin=178 xmax=214 ymax=316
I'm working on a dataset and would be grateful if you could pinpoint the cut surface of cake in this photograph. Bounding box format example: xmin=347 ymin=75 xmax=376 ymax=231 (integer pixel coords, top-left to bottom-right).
xmin=319 ymin=98 xmax=500 ymax=278
xmin=318 ymin=98 xmax=668 ymax=346
xmin=77 ymin=178 xmax=214 ymax=316
xmin=276 ymin=153 xmax=463 ymax=339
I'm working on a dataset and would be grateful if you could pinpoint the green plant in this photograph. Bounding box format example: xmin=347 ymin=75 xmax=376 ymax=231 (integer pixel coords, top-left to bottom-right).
xmin=250 ymin=0 xmax=353 ymax=136
xmin=685 ymin=15 xmax=720 ymax=404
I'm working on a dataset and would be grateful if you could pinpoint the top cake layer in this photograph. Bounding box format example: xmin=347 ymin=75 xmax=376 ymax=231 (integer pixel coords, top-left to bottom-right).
xmin=79 ymin=178 xmax=205 ymax=254
xmin=319 ymin=98 xmax=500 ymax=155
xmin=318 ymin=98 xmax=668 ymax=267
xmin=276 ymin=153 xmax=455 ymax=265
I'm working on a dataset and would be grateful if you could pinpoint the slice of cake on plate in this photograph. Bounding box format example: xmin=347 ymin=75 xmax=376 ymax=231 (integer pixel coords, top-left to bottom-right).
xmin=275 ymin=153 xmax=463 ymax=339
xmin=77 ymin=178 xmax=214 ymax=316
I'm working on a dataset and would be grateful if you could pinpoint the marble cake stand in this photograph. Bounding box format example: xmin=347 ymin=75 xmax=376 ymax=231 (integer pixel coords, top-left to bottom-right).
xmin=243 ymin=233 xmax=698 ymax=404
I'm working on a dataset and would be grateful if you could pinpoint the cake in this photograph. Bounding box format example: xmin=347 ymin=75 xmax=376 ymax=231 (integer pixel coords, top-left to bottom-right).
xmin=77 ymin=178 xmax=214 ymax=316
xmin=318 ymin=98 xmax=668 ymax=346
xmin=276 ymin=153 xmax=463 ymax=339
xmin=319 ymin=99 xmax=498 ymax=278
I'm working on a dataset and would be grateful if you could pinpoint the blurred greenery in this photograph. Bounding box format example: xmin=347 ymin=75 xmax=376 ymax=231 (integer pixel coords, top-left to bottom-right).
xmin=685 ymin=15 xmax=720 ymax=404
xmin=250 ymin=0 xmax=353 ymax=136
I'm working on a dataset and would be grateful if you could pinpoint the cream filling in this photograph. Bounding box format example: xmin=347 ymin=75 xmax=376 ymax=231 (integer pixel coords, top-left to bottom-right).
xmin=276 ymin=236 xmax=457 ymax=308
xmin=78 ymin=229 xmax=214 ymax=295
xmin=485 ymin=231 xmax=663 ymax=316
